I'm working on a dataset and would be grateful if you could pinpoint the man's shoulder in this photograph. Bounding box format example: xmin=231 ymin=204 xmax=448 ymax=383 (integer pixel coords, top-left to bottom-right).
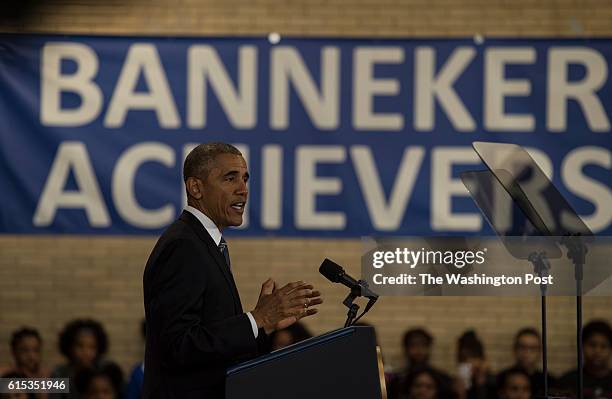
xmin=159 ymin=214 xmax=194 ymax=239
xmin=144 ymin=216 xmax=204 ymax=268
xmin=152 ymin=216 xmax=205 ymax=254
xmin=143 ymin=217 xmax=209 ymax=286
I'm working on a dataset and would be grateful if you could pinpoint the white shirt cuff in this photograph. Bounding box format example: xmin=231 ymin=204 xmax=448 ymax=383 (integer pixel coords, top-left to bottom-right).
xmin=246 ymin=312 xmax=259 ymax=338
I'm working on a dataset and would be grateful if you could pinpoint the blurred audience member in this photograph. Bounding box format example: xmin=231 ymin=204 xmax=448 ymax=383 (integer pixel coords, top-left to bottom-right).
xmin=404 ymin=329 xmax=434 ymax=370
xmin=558 ymin=320 xmax=612 ymax=399
xmin=497 ymin=368 xmax=531 ymax=399
xmin=2 ymin=327 xmax=48 ymax=379
xmin=392 ymin=328 xmax=453 ymax=399
xmin=125 ymin=320 xmax=146 ymax=399
xmin=455 ymin=330 xmax=495 ymax=399
xmin=270 ymin=321 xmax=312 ymax=350
xmin=399 ymin=368 xmax=441 ymax=399
xmin=75 ymin=365 xmax=123 ymax=399
xmin=499 ymin=328 xmax=555 ymax=397
xmin=51 ymin=319 xmax=123 ymax=399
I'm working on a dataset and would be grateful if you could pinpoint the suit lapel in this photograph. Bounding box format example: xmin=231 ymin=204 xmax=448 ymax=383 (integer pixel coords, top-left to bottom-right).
xmin=179 ymin=211 xmax=243 ymax=313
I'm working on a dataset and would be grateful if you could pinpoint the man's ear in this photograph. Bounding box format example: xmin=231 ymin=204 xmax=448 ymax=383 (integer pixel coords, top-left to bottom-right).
xmin=186 ymin=177 xmax=203 ymax=199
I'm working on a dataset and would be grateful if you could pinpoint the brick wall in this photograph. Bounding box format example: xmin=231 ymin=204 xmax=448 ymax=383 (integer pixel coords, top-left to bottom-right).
xmin=1 ymin=0 xmax=611 ymax=380
xmin=1 ymin=0 xmax=611 ymax=37
xmin=1 ymin=236 xmax=611 ymax=377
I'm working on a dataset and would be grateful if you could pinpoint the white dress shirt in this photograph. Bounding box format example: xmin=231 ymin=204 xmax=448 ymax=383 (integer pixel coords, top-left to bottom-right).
xmin=184 ymin=206 xmax=259 ymax=338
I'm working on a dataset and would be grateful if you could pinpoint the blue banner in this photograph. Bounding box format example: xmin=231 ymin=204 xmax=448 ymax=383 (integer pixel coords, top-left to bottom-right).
xmin=0 ymin=34 xmax=610 ymax=236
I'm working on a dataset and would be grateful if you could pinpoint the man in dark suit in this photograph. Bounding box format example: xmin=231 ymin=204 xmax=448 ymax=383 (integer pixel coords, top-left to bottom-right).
xmin=143 ymin=142 xmax=323 ymax=399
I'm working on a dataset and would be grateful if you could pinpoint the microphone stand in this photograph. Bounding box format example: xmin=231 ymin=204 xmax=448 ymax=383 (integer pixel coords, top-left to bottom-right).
xmin=527 ymin=251 xmax=551 ymax=399
xmin=560 ymin=234 xmax=587 ymax=399
xmin=343 ymin=289 xmax=360 ymax=328
xmin=342 ymin=280 xmax=378 ymax=328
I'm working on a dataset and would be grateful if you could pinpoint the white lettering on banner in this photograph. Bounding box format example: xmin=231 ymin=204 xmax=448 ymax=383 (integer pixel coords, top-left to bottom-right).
xmin=414 ymin=47 xmax=476 ymax=132
xmin=112 ymin=143 xmax=176 ymax=228
xmin=41 ymin=43 xmax=103 ymax=126
xmin=562 ymin=147 xmax=612 ymax=232
xmin=485 ymin=48 xmax=536 ymax=131
xmin=105 ymin=44 xmax=180 ymax=128
xmin=351 ymin=146 xmax=425 ymax=230
xmin=33 ymin=142 xmax=110 ymax=227
xmin=29 ymin=40 xmax=612 ymax=235
xmin=353 ymin=47 xmax=404 ymax=130
xmin=431 ymin=147 xmax=482 ymax=231
xmin=548 ymin=47 xmax=611 ymax=132
xmin=38 ymin=42 xmax=611 ymax=133
xmin=261 ymin=145 xmax=283 ymax=229
xmin=188 ymin=46 xmax=257 ymax=129
xmin=33 ymin=142 xmax=612 ymax=233
xmin=271 ymin=46 xmax=339 ymax=130
xmin=295 ymin=146 xmax=346 ymax=229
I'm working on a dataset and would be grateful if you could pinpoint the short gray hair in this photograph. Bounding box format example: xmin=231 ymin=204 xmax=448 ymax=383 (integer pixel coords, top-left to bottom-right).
xmin=183 ymin=142 xmax=242 ymax=182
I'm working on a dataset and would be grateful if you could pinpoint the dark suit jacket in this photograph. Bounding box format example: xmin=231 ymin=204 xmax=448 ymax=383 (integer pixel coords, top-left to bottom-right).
xmin=143 ymin=211 xmax=269 ymax=399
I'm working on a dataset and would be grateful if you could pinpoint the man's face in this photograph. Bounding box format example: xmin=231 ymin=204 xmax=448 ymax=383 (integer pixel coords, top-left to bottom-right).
xmin=192 ymin=154 xmax=249 ymax=231
xmin=12 ymin=336 xmax=41 ymax=373
xmin=405 ymin=337 xmax=431 ymax=366
xmin=499 ymin=374 xmax=531 ymax=399
xmin=584 ymin=333 xmax=611 ymax=370
xmin=514 ymin=334 xmax=540 ymax=371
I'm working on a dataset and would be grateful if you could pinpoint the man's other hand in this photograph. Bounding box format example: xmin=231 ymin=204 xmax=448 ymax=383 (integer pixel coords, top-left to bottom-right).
xmin=251 ymin=279 xmax=323 ymax=335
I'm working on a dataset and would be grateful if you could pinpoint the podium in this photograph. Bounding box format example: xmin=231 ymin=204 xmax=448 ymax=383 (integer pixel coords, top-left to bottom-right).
xmin=226 ymin=326 xmax=386 ymax=399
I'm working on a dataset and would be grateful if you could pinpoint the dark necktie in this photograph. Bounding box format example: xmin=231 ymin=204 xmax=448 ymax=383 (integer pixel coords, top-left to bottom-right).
xmin=218 ymin=237 xmax=231 ymax=270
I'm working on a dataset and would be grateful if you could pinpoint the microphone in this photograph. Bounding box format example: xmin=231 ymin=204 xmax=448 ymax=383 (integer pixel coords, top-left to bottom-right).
xmin=319 ymin=258 xmax=379 ymax=299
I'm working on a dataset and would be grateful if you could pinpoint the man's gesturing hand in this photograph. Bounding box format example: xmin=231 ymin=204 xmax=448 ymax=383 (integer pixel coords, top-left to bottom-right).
xmin=251 ymin=279 xmax=323 ymax=335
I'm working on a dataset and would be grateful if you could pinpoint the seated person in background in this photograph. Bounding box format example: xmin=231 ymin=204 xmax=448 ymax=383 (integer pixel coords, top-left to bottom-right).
xmin=558 ymin=320 xmax=612 ymax=399
xmin=497 ymin=368 xmax=532 ymax=399
xmin=455 ymin=330 xmax=496 ymax=399
xmin=75 ymin=365 xmax=124 ymax=399
xmin=391 ymin=328 xmax=453 ymax=399
xmin=498 ymin=328 xmax=555 ymax=397
xmin=125 ymin=320 xmax=146 ymax=399
xmin=51 ymin=319 xmax=124 ymax=399
xmin=400 ymin=368 xmax=441 ymax=399
xmin=269 ymin=321 xmax=312 ymax=350
xmin=2 ymin=327 xmax=49 ymax=379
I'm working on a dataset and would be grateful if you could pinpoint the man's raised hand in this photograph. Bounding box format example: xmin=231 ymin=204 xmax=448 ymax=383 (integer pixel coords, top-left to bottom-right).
xmin=251 ymin=279 xmax=323 ymax=335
